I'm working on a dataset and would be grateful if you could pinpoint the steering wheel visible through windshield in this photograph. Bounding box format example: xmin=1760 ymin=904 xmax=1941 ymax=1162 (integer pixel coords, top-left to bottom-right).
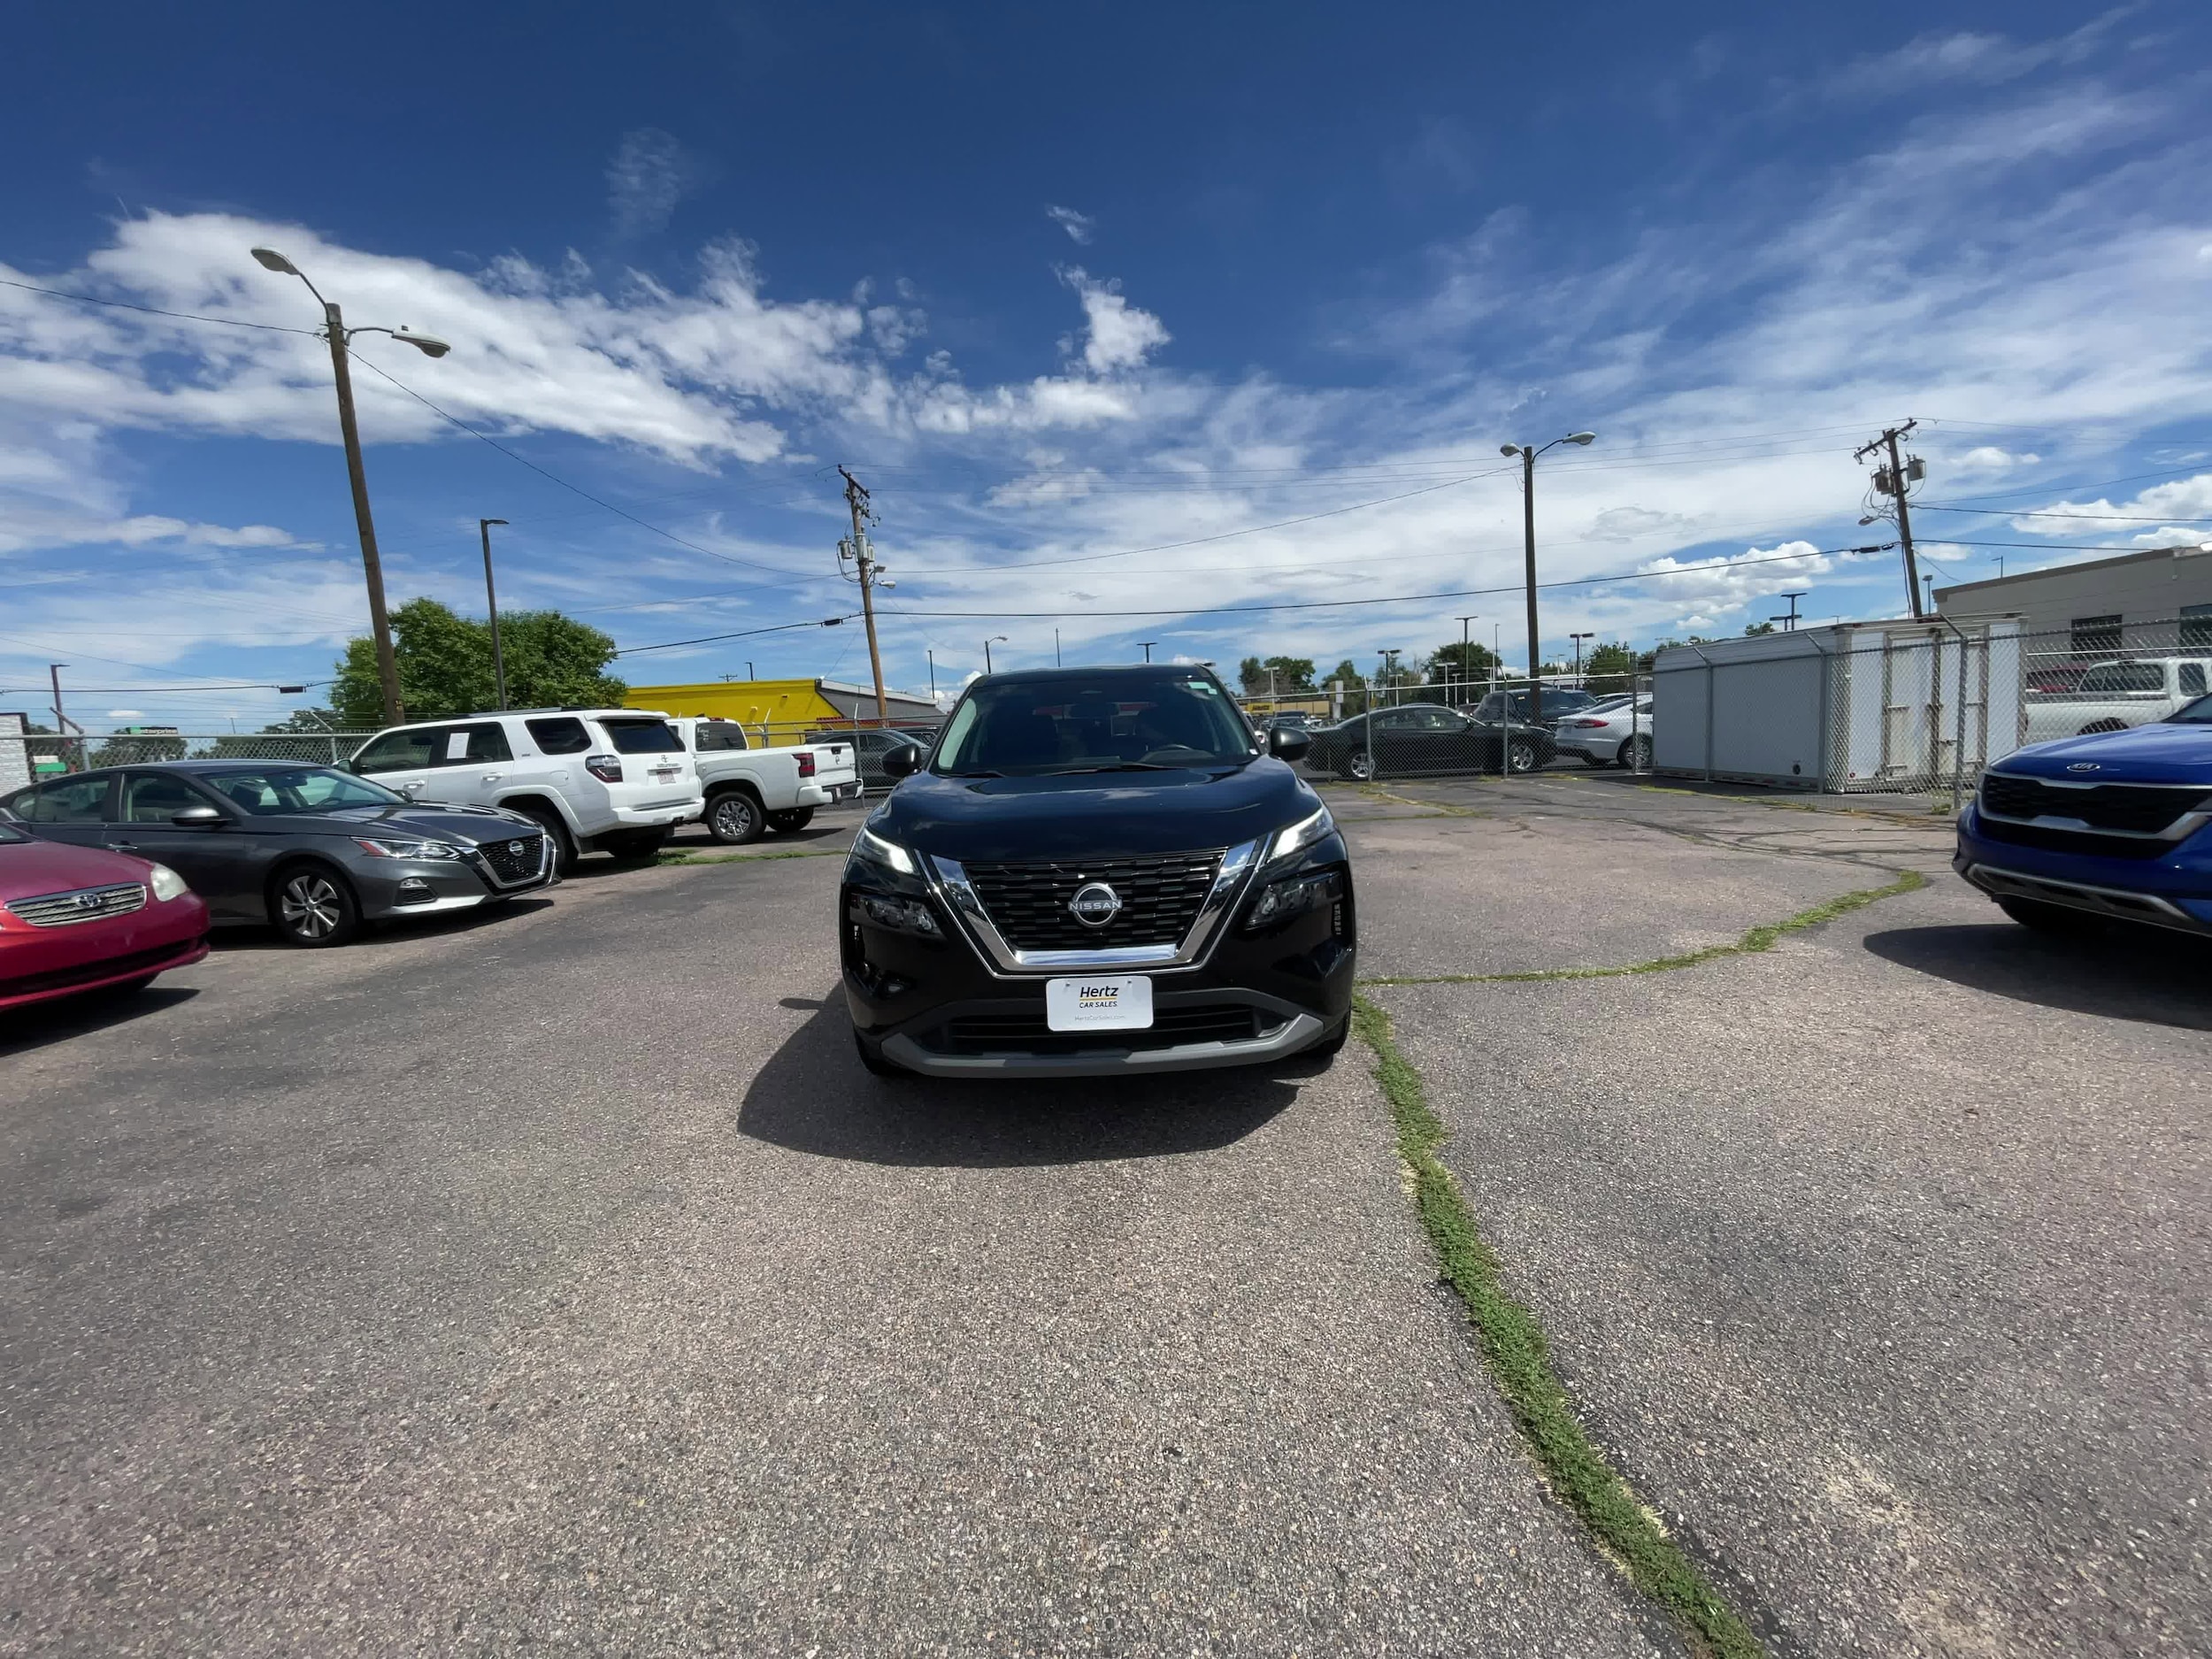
xmin=196 ymin=766 xmax=409 ymax=814
xmin=933 ymin=673 xmax=1257 ymax=776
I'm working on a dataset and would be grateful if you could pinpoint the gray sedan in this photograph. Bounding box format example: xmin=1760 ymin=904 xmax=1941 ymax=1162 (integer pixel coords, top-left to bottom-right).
xmin=0 ymin=761 xmax=556 ymax=947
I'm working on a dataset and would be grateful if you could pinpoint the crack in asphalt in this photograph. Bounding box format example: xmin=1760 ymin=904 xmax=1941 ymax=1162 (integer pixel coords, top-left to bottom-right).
xmin=1353 ymin=993 xmax=1768 ymax=1658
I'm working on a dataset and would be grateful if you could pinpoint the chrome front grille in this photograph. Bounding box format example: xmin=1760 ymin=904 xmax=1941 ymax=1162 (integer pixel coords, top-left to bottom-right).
xmin=962 ymin=850 xmax=1224 ymax=951
xmin=475 ymin=833 xmax=549 ymax=887
xmin=5 ymin=881 xmax=150 ymax=928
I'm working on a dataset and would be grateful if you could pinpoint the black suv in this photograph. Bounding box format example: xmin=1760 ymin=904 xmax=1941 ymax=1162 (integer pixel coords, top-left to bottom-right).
xmin=841 ymin=665 xmax=1356 ymax=1077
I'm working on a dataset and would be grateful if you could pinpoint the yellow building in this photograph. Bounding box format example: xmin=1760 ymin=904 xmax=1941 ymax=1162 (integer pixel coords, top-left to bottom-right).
xmin=623 ymin=677 xmax=941 ymax=742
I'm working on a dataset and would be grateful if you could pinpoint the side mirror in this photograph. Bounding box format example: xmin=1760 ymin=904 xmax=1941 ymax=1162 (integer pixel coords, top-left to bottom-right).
xmin=172 ymin=806 xmax=226 ymax=828
xmin=881 ymin=745 xmax=922 ymax=779
xmin=1268 ymin=726 xmax=1312 ymax=762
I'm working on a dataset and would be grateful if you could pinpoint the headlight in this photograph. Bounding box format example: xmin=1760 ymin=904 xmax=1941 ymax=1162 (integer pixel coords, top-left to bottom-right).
xmin=1242 ymin=867 xmax=1345 ymax=933
xmin=145 ymin=863 xmax=191 ymax=902
xmin=853 ymin=825 xmax=918 ymax=876
xmin=352 ymin=836 xmax=463 ymax=860
xmin=1265 ymin=802 xmax=1335 ymax=870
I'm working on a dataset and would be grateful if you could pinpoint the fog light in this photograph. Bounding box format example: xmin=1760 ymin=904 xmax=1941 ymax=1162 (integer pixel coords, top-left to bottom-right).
xmin=857 ymin=893 xmax=941 ymax=937
xmin=395 ymin=878 xmax=435 ymax=905
xmin=1242 ymin=869 xmax=1343 ymax=932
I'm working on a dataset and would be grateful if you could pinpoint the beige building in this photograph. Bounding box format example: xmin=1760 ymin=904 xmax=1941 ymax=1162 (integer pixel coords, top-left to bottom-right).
xmin=1934 ymin=543 xmax=2212 ymax=656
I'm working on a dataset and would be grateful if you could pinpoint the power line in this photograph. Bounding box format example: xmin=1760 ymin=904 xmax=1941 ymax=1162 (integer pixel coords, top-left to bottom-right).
xmin=615 ymin=616 xmax=861 ymax=657
xmin=340 ymin=348 xmax=825 ymax=586
xmin=0 ymin=277 xmax=318 ymax=334
xmin=1916 ymin=503 xmax=2212 ymax=525
xmin=873 ymin=543 xmax=1892 ymax=623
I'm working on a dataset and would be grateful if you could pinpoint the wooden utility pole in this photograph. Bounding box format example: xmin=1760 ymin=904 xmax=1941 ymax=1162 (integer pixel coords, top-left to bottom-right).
xmin=838 ymin=466 xmax=889 ymax=724
xmin=1856 ymin=420 xmax=1924 ymax=619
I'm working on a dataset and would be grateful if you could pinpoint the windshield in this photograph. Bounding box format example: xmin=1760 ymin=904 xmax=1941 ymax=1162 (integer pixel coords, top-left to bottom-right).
xmin=933 ymin=672 xmax=1256 ymax=775
xmin=599 ymin=718 xmax=685 ymax=755
xmin=0 ymin=818 xmax=27 ymax=844
xmin=196 ymin=767 xmax=406 ymax=814
xmin=2166 ymin=695 xmax=2212 ymax=724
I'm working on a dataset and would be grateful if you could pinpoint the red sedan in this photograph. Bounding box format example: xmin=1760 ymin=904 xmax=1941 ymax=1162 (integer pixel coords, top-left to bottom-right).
xmin=0 ymin=818 xmax=210 ymax=1012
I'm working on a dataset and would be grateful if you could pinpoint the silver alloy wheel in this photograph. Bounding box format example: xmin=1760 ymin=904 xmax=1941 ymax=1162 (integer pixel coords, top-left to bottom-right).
xmin=1348 ymin=750 xmax=1376 ymax=781
xmin=712 ymin=795 xmax=757 ymax=839
xmin=1623 ymin=733 xmax=1651 ymax=772
xmin=280 ymin=873 xmax=343 ymax=939
xmin=1508 ymin=741 xmax=1538 ymax=773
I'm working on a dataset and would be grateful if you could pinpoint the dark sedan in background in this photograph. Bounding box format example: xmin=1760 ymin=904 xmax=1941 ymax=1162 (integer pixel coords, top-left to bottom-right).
xmin=1302 ymin=702 xmax=1557 ymax=780
xmin=810 ymin=726 xmax=934 ymax=791
xmin=0 ymin=819 xmax=210 ymax=1010
xmin=2 ymin=761 xmax=555 ymax=947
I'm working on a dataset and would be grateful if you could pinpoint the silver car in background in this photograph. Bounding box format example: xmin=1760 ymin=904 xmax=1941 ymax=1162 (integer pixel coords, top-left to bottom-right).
xmin=1554 ymin=695 xmax=1653 ymax=768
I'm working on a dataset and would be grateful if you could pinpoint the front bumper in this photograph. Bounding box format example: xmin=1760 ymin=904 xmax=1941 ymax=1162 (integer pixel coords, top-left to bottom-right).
xmin=1954 ymin=802 xmax=2212 ymax=934
xmin=353 ymin=834 xmax=557 ymax=921
xmin=843 ymin=839 xmax=1357 ymax=1077
xmin=0 ymin=899 xmax=211 ymax=1010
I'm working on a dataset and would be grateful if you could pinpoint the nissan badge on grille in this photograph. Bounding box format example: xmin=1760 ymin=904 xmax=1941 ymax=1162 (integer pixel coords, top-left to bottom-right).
xmin=1068 ymin=881 xmax=1123 ymax=926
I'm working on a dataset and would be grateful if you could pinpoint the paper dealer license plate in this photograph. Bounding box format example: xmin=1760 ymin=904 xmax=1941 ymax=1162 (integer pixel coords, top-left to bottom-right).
xmin=1045 ymin=974 xmax=1155 ymax=1032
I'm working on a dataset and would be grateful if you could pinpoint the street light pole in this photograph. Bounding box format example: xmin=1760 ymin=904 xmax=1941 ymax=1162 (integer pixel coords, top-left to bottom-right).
xmin=1569 ymin=632 xmax=1594 ymax=678
xmin=984 ymin=635 xmax=1007 ymax=674
xmin=1055 ymin=627 xmax=1062 ymax=667
xmin=1457 ymin=615 xmax=1478 ymax=707
xmin=1500 ymin=432 xmax=1596 ymax=722
xmin=252 ymin=248 xmax=449 ymax=728
xmin=1139 ymin=640 xmax=1156 ymax=663
xmin=480 ymin=518 xmax=510 ymax=710
xmin=325 ymin=302 xmax=403 ymax=725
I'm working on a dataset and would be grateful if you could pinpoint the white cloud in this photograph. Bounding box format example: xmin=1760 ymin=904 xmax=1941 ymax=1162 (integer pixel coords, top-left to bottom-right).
xmin=1633 ymin=541 xmax=1834 ymax=621
xmin=1059 ymin=267 xmax=1169 ymax=375
xmin=1955 ymin=445 xmax=2039 ymax=472
xmin=1046 ymin=204 xmax=1096 ymax=245
xmin=2015 ymin=472 xmax=2212 ymax=534
xmin=606 ymin=128 xmax=704 ymax=238
xmin=104 ymin=709 xmax=142 ymax=718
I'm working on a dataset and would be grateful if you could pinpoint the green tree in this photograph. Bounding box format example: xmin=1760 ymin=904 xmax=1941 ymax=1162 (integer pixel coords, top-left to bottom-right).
xmin=1583 ymin=641 xmax=1637 ymax=694
xmin=1260 ymin=655 xmax=1317 ymax=694
xmin=333 ymin=599 xmax=625 ymax=728
xmin=1325 ymin=658 xmax=1368 ymax=716
xmin=89 ymin=729 xmax=187 ymax=767
xmin=1237 ymin=656 xmax=1268 ymax=695
xmin=1743 ymin=619 xmax=1776 ymax=636
xmin=1426 ymin=639 xmax=1499 ymax=693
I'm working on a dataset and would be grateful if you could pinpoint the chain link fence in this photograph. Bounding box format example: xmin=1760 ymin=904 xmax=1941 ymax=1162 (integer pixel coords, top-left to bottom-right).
xmin=21 ymin=730 xmax=377 ymax=774
xmin=1243 ymin=673 xmax=1653 ymax=784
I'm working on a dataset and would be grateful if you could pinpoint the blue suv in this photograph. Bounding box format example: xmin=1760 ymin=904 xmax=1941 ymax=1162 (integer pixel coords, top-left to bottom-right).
xmin=1955 ymin=695 xmax=2212 ymax=935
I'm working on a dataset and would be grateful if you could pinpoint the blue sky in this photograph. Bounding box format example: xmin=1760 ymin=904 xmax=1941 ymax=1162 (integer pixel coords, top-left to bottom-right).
xmin=3 ymin=3 xmax=2209 ymax=732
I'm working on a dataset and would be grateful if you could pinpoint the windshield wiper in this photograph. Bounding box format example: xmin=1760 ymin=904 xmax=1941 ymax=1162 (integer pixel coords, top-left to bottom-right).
xmin=942 ymin=768 xmax=1004 ymax=778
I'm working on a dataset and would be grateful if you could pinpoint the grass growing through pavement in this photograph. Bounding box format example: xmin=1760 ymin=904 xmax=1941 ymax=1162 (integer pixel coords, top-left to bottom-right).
xmin=657 ymin=845 xmax=849 ymax=867
xmin=1352 ymin=994 xmax=1767 ymax=1658
xmin=1361 ymin=869 xmax=1925 ymax=987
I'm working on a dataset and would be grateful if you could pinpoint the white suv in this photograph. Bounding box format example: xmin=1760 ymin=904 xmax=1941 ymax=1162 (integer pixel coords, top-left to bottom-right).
xmin=349 ymin=709 xmax=704 ymax=873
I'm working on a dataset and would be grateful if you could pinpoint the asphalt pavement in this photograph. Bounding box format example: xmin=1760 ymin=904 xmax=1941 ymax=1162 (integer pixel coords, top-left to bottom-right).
xmin=3 ymin=774 xmax=2206 ymax=1655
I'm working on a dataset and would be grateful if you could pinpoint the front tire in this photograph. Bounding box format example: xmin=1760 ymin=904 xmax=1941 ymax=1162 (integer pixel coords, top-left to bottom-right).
xmin=853 ymin=1027 xmax=909 ymax=1078
xmin=1347 ymin=750 xmax=1376 ymax=782
xmin=1307 ymin=1015 xmax=1351 ymax=1060
xmin=705 ymin=789 xmax=765 ymax=845
xmin=517 ymin=806 xmax=577 ymax=877
xmin=1506 ymin=740 xmax=1540 ymax=773
xmin=272 ymin=865 xmax=360 ymax=948
xmin=766 ymin=807 xmax=817 ymax=834
xmin=601 ymin=827 xmax=669 ymax=862
xmin=1619 ymin=733 xmax=1652 ymax=771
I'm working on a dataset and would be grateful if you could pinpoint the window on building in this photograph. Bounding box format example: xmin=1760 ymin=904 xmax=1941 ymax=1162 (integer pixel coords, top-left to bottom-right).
xmin=2070 ymin=614 xmax=2122 ymax=660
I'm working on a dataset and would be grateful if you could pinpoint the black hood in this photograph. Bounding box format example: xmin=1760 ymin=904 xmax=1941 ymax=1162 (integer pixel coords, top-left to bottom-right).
xmin=875 ymin=759 xmax=1317 ymax=861
xmin=258 ymin=803 xmax=543 ymax=847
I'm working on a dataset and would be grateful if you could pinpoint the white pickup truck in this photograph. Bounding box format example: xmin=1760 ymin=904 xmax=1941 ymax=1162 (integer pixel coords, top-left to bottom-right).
xmin=2024 ymin=657 xmax=2212 ymax=743
xmin=674 ymin=718 xmax=861 ymax=844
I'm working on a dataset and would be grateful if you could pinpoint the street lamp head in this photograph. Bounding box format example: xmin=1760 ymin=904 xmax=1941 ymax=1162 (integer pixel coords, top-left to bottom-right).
xmin=481 ymin=518 xmax=509 ymax=528
xmin=1500 ymin=443 xmax=1521 ymax=457
xmin=1858 ymin=514 xmax=1878 ymax=526
xmin=1565 ymin=431 xmax=1596 ymax=446
xmin=393 ymin=330 xmax=450 ymax=358
xmin=250 ymin=247 xmax=300 ymax=276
